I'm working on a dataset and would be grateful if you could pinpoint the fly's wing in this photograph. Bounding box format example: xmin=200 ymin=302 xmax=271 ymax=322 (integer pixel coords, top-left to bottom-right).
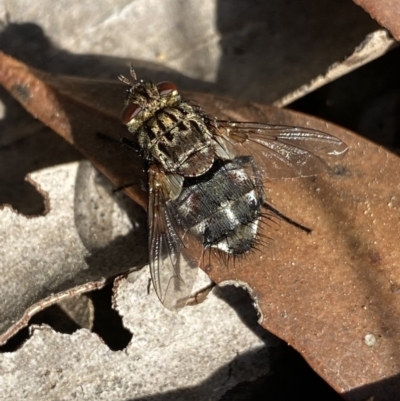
xmin=216 ymin=121 xmax=348 ymax=179
xmin=148 ymin=165 xmax=201 ymax=310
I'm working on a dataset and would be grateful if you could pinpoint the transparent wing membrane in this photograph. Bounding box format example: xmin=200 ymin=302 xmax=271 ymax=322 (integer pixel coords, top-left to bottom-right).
xmin=148 ymin=166 xmax=201 ymax=310
xmin=218 ymin=121 xmax=347 ymax=179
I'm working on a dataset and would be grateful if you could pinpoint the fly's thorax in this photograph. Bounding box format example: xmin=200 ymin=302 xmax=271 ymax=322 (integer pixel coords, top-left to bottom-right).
xmin=135 ymin=102 xmax=216 ymax=177
xmin=172 ymin=157 xmax=265 ymax=255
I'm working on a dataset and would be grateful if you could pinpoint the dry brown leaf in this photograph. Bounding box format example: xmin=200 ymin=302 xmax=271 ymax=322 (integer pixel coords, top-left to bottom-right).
xmin=353 ymin=0 xmax=400 ymax=41
xmin=1 ymin=52 xmax=400 ymax=400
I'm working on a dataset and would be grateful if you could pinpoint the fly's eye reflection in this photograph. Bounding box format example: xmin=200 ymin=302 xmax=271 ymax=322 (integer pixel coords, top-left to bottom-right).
xmin=156 ymin=81 xmax=178 ymax=96
xmin=120 ymin=70 xmax=348 ymax=311
xmin=120 ymin=103 xmax=142 ymax=124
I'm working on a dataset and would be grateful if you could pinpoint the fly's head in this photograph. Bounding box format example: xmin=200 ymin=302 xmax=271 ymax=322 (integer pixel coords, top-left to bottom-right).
xmin=120 ymin=72 xmax=181 ymax=132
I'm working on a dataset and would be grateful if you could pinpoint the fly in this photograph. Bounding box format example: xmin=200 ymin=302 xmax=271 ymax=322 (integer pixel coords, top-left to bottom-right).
xmin=118 ymin=68 xmax=348 ymax=310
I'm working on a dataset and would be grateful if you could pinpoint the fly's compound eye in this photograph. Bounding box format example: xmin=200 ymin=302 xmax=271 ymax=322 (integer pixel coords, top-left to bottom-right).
xmin=156 ymin=81 xmax=178 ymax=96
xmin=120 ymin=103 xmax=142 ymax=125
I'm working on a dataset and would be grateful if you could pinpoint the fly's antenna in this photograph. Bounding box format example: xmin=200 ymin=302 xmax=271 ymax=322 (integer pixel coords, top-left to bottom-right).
xmin=118 ymin=64 xmax=138 ymax=85
xmin=118 ymin=74 xmax=132 ymax=85
xmin=129 ymin=65 xmax=137 ymax=81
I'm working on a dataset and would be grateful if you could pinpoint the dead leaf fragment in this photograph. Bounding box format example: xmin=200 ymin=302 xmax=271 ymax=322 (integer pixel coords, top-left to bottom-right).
xmin=274 ymin=29 xmax=398 ymax=107
xmin=1 ymin=52 xmax=400 ymax=400
xmin=353 ymin=0 xmax=400 ymax=41
xmin=0 ymin=51 xmax=147 ymax=209
xmin=0 ymin=162 xmax=147 ymax=345
xmin=0 ymin=277 xmax=275 ymax=401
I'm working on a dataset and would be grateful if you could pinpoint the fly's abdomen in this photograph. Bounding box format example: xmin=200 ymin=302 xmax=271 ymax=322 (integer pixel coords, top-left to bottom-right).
xmin=174 ymin=157 xmax=264 ymax=255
